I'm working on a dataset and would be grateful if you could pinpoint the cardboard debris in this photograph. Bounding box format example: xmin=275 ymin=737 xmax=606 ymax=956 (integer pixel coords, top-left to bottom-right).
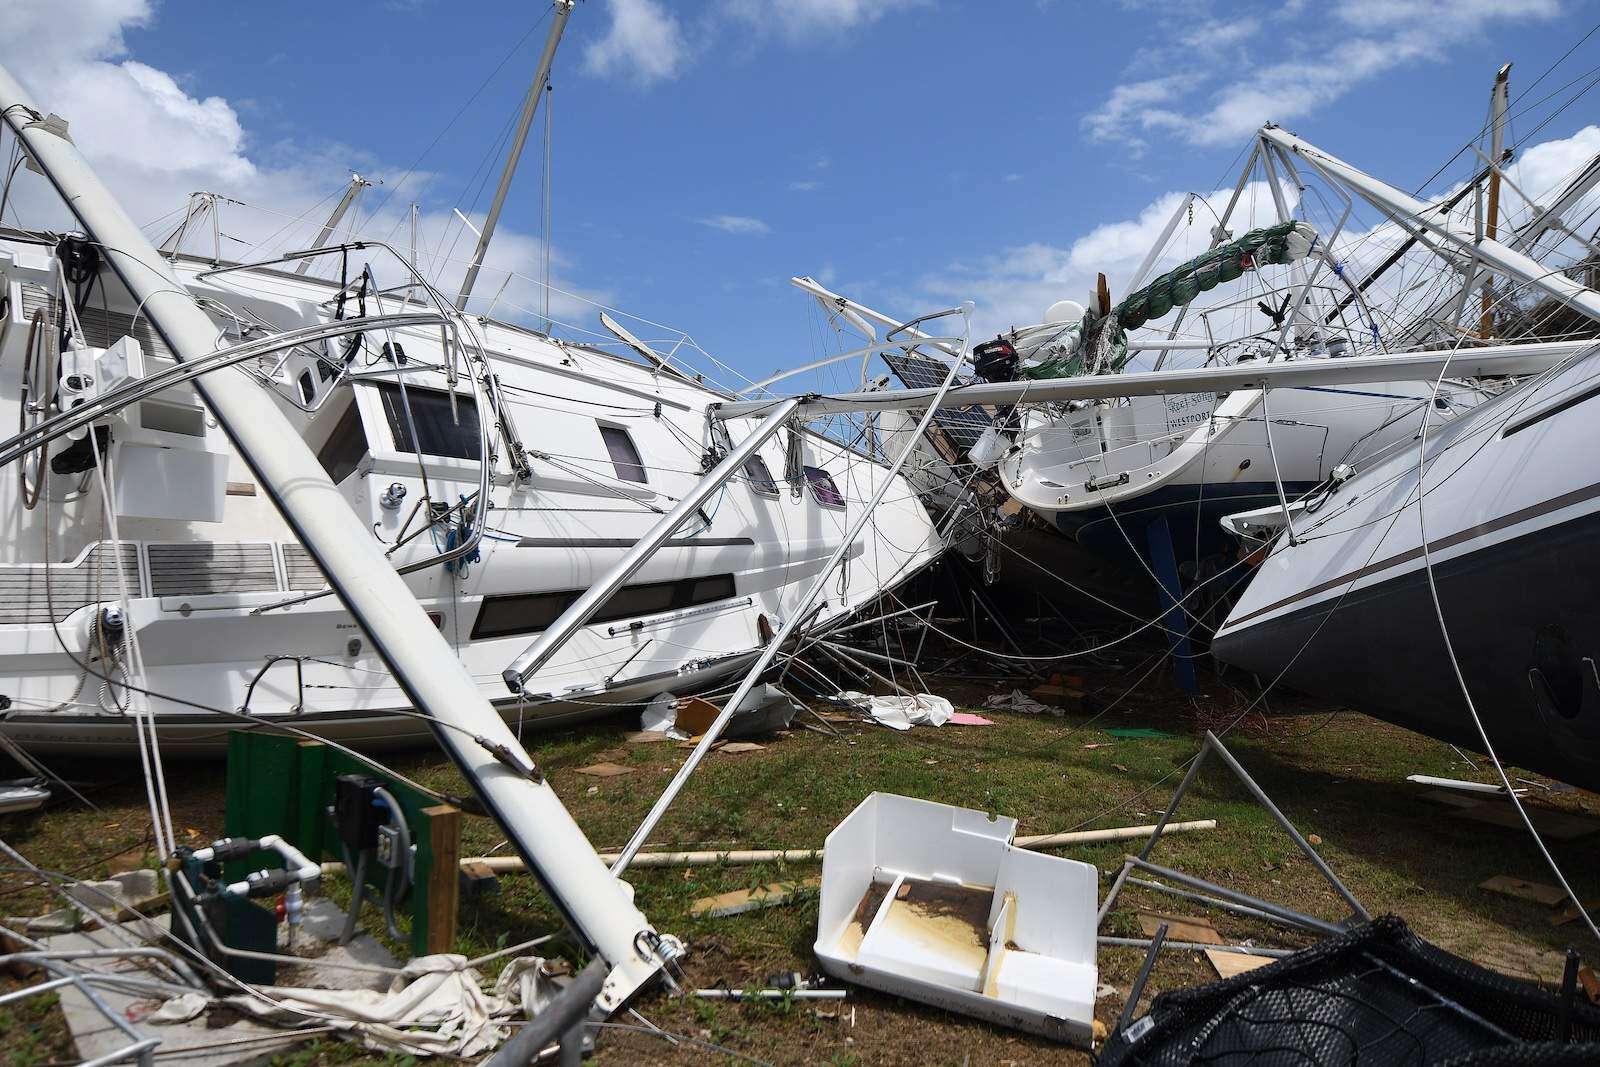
xmin=718 ymin=741 xmax=766 ymax=754
xmin=1450 ymin=801 xmax=1600 ymax=840
xmin=691 ymin=876 xmax=821 ymax=918
xmin=1478 ymin=875 xmax=1566 ymax=907
xmin=1551 ymin=898 xmax=1600 ymax=927
xmin=948 ymin=712 xmax=994 ymax=726
xmin=575 ymin=762 xmax=634 ymax=778
xmin=1579 ymin=966 xmax=1600 ymax=1004
xmin=625 ymin=731 xmax=670 ymax=744
xmin=1138 ymin=911 xmax=1222 ymax=946
xmin=1031 ymin=684 xmax=1086 ymax=711
xmin=675 ymin=697 xmax=721 ymax=736
xmin=1206 ymin=949 xmax=1274 ymax=978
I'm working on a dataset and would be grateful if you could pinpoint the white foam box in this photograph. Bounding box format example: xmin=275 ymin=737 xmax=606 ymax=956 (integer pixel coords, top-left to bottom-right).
xmin=814 ymin=792 xmax=1099 ymax=1044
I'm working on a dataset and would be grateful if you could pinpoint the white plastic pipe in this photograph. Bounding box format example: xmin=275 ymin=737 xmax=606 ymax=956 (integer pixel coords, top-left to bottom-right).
xmin=0 ymin=63 xmax=666 ymax=1012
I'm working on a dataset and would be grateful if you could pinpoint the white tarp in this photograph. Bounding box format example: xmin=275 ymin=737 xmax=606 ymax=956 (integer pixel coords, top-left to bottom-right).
xmin=838 ymin=691 xmax=953 ymax=731
xmin=152 ymin=954 xmax=563 ymax=1058
xmin=985 ymin=689 xmax=1058 ymax=716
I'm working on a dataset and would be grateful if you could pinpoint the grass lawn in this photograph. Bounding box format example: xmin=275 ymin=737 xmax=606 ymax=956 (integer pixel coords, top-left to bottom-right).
xmin=3 ymin=661 xmax=1597 ymax=1065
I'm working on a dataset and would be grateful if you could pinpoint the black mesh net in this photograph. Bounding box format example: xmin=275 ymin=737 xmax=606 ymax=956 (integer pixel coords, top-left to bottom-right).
xmin=1099 ymin=917 xmax=1600 ymax=1066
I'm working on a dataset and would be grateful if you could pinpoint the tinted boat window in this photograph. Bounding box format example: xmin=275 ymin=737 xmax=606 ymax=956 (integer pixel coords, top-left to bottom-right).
xmin=599 ymin=424 xmax=648 ymax=483
xmin=376 ymin=382 xmax=481 ymax=461
xmin=803 ymin=465 xmax=846 ymax=509
xmin=316 ymin=400 xmax=368 ymax=484
xmin=472 ymin=573 xmax=738 ymax=640
xmin=745 ymin=454 xmax=778 ymax=497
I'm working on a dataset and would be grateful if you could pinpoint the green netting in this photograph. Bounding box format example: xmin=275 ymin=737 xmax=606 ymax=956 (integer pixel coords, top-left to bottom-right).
xmin=1115 ymin=220 xmax=1314 ymax=331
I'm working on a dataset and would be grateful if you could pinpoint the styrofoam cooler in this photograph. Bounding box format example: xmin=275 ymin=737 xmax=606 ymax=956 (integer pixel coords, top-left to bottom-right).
xmin=814 ymin=792 xmax=1099 ymax=1044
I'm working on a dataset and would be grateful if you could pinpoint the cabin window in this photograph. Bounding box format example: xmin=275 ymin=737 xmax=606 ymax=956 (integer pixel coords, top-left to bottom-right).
xmin=471 ymin=573 xmax=738 ymax=640
xmin=599 ymin=424 xmax=647 ymax=483
xmin=316 ymin=401 xmax=368 ymax=484
xmin=803 ymin=465 xmax=846 ymax=509
xmin=375 ymin=382 xmax=481 ymax=461
xmin=297 ymin=370 xmax=316 ymax=405
xmin=744 ymin=454 xmax=778 ymax=497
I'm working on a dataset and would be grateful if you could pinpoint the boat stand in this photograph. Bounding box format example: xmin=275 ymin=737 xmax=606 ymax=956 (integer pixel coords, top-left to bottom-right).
xmin=1098 ymin=730 xmax=1370 ymax=945
xmin=1144 ymin=515 xmax=1198 ymax=693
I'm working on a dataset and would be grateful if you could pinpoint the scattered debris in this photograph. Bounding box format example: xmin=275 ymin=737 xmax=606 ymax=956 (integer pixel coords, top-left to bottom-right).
xmin=692 ymin=877 xmax=821 ymax=918
xmin=1451 ymin=800 xmax=1600 ymax=840
xmin=1407 ymin=774 xmax=1524 ymax=796
xmin=1137 ymin=912 xmax=1222 ymax=945
xmin=1204 ymin=948 xmax=1273 ymax=978
xmin=644 ymin=685 xmax=802 ymax=740
xmin=837 ymin=691 xmax=954 ymax=731
xmin=575 ymin=762 xmax=634 ymax=778
xmin=624 ymin=730 xmax=670 ymax=744
xmin=1031 ymin=684 xmax=1087 ymax=711
xmin=985 ymin=690 xmax=1056 ymax=716
xmin=1478 ymin=875 xmax=1566 ymax=907
xmin=947 ymin=712 xmax=995 ymax=726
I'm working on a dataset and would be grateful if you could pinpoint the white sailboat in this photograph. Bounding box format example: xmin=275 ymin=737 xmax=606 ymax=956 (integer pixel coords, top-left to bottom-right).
xmin=1211 ymin=128 xmax=1600 ymax=791
xmin=0 ymin=14 xmax=943 ymax=757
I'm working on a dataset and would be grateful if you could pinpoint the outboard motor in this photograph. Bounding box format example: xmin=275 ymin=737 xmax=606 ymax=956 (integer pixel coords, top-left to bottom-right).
xmin=972 ymin=337 xmax=1018 ymax=383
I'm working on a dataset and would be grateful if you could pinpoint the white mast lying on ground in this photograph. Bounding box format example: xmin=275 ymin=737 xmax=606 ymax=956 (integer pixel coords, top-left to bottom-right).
xmin=0 ymin=60 xmax=675 ymax=1015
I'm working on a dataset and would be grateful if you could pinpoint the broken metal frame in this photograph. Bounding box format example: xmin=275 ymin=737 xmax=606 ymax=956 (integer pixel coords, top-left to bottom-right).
xmin=1098 ymin=730 xmax=1369 ymax=944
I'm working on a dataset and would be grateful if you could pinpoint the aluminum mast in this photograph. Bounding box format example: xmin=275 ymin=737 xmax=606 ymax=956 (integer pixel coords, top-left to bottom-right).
xmin=454 ymin=0 xmax=574 ymax=312
xmin=0 ymin=61 xmax=673 ymax=1015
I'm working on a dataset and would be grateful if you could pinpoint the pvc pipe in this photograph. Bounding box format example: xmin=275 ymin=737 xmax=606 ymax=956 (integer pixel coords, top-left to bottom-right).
xmin=1015 ymin=819 xmax=1215 ymax=849
xmin=434 ymin=820 xmax=1218 ymax=875
xmin=0 ymin=64 xmax=666 ymax=1012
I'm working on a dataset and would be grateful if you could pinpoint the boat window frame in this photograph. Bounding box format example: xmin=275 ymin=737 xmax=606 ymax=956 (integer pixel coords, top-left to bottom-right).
xmin=598 ymin=422 xmax=648 ymax=484
xmin=471 ymin=573 xmax=738 ymax=641
xmin=802 ymin=465 xmax=846 ymax=510
xmin=744 ymin=454 xmax=779 ymax=498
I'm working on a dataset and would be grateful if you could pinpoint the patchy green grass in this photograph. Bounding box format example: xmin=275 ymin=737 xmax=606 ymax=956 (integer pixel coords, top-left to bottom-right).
xmin=3 ymin=663 xmax=1597 ymax=1065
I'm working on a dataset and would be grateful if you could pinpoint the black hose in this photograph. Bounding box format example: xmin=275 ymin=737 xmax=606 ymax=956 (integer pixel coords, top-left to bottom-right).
xmin=486 ymin=957 xmax=607 ymax=1066
xmin=339 ymin=846 xmax=369 ymax=946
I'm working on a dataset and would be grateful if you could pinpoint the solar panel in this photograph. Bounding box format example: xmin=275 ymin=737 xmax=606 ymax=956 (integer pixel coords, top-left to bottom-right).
xmin=880 ymin=353 xmax=992 ymax=458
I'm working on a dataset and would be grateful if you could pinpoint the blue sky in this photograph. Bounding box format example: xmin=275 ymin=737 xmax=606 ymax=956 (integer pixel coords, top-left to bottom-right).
xmin=6 ymin=0 xmax=1600 ymax=383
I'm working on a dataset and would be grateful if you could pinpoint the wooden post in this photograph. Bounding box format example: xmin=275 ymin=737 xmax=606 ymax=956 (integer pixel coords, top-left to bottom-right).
xmin=421 ymin=804 xmax=462 ymax=955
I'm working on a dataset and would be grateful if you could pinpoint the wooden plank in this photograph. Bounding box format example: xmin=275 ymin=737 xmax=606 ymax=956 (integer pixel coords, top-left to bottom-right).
xmin=421 ymin=804 xmax=462 ymax=956
xmin=576 ymin=762 xmax=634 ymax=777
xmin=1478 ymin=875 xmax=1566 ymax=907
xmin=1138 ymin=911 xmax=1222 ymax=945
xmin=691 ymin=876 xmax=820 ymax=919
xmin=1451 ymin=802 xmax=1600 ymax=839
xmin=1206 ymin=949 xmax=1273 ymax=978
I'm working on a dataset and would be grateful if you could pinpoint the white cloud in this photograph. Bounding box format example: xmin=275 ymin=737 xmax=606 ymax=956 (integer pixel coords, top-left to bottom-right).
xmin=788 ymin=179 xmax=822 ymax=192
xmin=582 ymin=0 xmax=687 ymax=88
xmin=0 ymin=0 xmax=609 ymax=329
xmin=1088 ymin=0 xmax=1563 ymax=151
xmin=917 ymin=182 xmax=1290 ymax=339
xmin=718 ymin=0 xmax=929 ymax=40
xmin=696 ymin=214 xmax=771 ymax=236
